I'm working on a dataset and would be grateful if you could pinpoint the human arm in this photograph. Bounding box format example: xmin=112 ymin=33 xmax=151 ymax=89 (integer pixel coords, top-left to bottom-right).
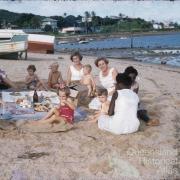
xmin=108 ymin=91 xmax=118 ymax=116
xmin=62 ymin=98 xmax=75 ymax=110
xmin=112 ymin=68 xmax=118 ymax=81
xmin=47 ymin=72 xmax=52 ymax=88
xmin=25 ymin=75 xmax=34 ymax=85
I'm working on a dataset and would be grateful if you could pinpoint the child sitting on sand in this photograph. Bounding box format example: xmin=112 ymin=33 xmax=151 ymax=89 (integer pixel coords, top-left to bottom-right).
xmin=48 ymin=62 xmax=65 ymax=89
xmin=34 ymin=87 xmax=75 ymax=125
xmin=25 ymin=65 xmax=47 ymax=90
xmin=80 ymin=64 xmax=96 ymax=97
xmin=89 ymin=88 xmax=110 ymax=123
xmin=124 ymin=66 xmax=159 ymax=126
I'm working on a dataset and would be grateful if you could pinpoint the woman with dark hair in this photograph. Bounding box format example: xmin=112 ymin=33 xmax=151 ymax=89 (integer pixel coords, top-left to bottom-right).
xmin=124 ymin=66 xmax=159 ymax=126
xmin=89 ymin=57 xmax=118 ymax=110
xmin=98 ymin=73 xmax=140 ymax=135
xmin=66 ymin=51 xmax=84 ymax=86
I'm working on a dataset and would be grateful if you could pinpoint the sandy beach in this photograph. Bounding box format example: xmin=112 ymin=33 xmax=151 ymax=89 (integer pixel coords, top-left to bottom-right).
xmin=0 ymin=53 xmax=180 ymax=179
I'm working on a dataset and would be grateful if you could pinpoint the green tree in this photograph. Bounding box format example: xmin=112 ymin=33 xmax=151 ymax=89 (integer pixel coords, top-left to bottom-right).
xmin=44 ymin=24 xmax=53 ymax=32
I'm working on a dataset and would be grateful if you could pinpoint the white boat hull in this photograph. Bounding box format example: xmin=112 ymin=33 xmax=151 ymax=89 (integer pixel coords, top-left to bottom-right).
xmin=0 ymin=41 xmax=28 ymax=55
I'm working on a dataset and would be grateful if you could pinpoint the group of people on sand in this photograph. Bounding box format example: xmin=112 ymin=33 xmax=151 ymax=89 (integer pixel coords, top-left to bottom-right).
xmin=0 ymin=51 xmax=159 ymax=135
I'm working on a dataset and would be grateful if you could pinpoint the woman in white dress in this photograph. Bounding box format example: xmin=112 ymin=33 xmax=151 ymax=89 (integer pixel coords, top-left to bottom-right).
xmin=66 ymin=52 xmax=84 ymax=86
xmin=89 ymin=57 xmax=118 ymax=110
xmin=98 ymin=73 xmax=140 ymax=135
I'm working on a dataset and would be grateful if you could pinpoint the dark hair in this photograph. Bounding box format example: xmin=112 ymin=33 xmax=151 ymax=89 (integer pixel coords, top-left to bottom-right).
xmin=94 ymin=57 xmax=109 ymax=67
xmin=116 ymin=73 xmax=132 ymax=87
xmin=27 ymin=65 xmax=36 ymax=72
xmin=70 ymin=51 xmax=83 ymax=61
xmin=58 ymin=87 xmax=70 ymax=97
xmin=97 ymin=88 xmax=108 ymax=96
xmin=124 ymin=66 xmax=138 ymax=77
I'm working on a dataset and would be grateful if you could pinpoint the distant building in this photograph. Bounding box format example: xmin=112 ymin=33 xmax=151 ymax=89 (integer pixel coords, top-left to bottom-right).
xmin=153 ymin=23 xmax=163 ymax=30
xmin=60 ymin=27 xmax=84 ymax=34
xmin=109 ymin=16 xmax=120 ymax=20
xmin=41 ymin=18 xmax=57 ymax=30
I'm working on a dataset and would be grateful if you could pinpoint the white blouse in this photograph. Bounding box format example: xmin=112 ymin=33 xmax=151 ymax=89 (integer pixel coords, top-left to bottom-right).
xmin=70 ymin=65 xmax=83 ymax=81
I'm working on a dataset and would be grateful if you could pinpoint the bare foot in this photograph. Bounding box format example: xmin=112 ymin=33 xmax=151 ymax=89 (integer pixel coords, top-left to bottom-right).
xmin=147 ymin=119 xmax=160 ymax=126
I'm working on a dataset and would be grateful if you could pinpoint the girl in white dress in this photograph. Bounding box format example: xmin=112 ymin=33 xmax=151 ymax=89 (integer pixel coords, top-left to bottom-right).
xmin=98 ymin=73 xmax=140 ymax=135
xmin=66 ymin=52 xmax=84 ymax=86
xmin=89 ymin=57 xmax=118 ymax=110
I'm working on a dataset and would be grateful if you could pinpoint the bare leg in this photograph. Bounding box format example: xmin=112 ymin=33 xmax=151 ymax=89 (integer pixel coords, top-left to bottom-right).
xmin=3 ymin=77 xmax=18 ymax=90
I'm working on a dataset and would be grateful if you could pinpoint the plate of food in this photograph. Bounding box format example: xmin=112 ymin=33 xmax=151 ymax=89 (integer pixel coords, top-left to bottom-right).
xmin=34 ymin=103 xmax=49 ymax=112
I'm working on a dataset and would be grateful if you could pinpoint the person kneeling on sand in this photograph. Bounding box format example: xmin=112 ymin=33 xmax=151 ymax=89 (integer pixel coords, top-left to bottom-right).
xmin=98 ymin=73 xmax=140 ymax=135
xmin=88 ymin=88 xmax=110 ymax=123
xmin=80 ymin=64 xmax=96 ymax=97
xmin=33 ymin=87 xmax=75 ymax=125
xmin=124 ymin=66 xmax=160 ymax=126
xmin=48 ymin=62 xmax=65 ymax=90
xmin=25 ymin=65 xmax=47 ymax=90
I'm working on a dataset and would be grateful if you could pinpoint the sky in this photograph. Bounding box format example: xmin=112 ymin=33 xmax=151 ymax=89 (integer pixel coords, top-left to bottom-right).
xmin=0 ymin=1 xmax=180 ymax=23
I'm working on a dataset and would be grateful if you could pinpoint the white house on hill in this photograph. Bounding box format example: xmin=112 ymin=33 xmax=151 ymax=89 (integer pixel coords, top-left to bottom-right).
xmin=41 ymin=18 xmax=58 ymax=30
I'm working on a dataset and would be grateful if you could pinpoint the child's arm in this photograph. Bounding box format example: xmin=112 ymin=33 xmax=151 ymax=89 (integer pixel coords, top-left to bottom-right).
xmin=91 ymin=75 xmax=96 ymax=91
xmin=47 ymin=72 xmax=52 ymax=88
xmin=63 ymin=98 xmax=75 ymax=110
xmin=108 ymin=91 xmax=118 ymax=116
xmin=25 ymin=75 xmax=33 ymax=84
xmin=39 ymin=107 xmax=57 ymax=121
xmin=58 ymin=71 xmax=64 ymax=83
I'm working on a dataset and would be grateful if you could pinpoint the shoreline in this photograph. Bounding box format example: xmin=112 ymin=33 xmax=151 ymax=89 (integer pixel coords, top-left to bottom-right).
xmin=56 ymin=30 xmax=180 ymax=41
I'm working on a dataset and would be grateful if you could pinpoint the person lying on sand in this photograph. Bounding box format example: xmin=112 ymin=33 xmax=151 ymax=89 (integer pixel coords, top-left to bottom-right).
xmin=48 ymin=62 xmax=65 ymax=90
xmin=32 ymin=87 xmax=75 ymax=125
xmin=88 ymin=88 xmax=110 ymax=123
xmin=80 ymin=64 xmax=96 ymax=97
xmin=124 ymin=66 xmax=160 ymax=126
xmin=0 ymin=69 xmax=17 ymax=90
xmin=25 ymin=65 xmax=47 ymax=90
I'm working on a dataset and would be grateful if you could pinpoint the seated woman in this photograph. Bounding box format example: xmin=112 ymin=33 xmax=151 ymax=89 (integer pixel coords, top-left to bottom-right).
xmin=66 ymin=51 xmax=84 ymax=86
xmin=98 ymin=73 xmax=140 ymax=135
xmin=89 ymin=57 xmax=118 ymax=110
xmin=0 ymin=69 xmax=17 ymax=90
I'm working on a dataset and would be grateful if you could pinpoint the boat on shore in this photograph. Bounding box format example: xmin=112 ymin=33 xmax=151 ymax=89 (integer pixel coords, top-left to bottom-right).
xmin=0 ymin=30 xmax=55 ymax=54
xmin=0 ymin=31 xmax=28 ymax=59
xmin=78 ymin=40 xmax=89 ymax=44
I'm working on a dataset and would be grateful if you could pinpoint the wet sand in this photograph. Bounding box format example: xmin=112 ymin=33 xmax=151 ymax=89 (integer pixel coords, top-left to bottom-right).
xmin=0 ymin=53 xmax=180 ymax=179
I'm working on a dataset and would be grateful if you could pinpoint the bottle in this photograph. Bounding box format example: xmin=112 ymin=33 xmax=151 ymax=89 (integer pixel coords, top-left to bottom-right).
xmin=33 ymin=90 xmax=38 ymax=103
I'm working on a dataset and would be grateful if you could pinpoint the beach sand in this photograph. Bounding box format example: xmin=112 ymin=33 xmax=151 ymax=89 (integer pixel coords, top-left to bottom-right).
xmin=0 ymin=53 xmax=180 ymax=179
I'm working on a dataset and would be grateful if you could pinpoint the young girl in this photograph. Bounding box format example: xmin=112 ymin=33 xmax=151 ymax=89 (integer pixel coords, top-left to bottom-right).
xmin=89 ymin=88 xmax=110 ymax=123
xmin=48 ymin=62 xmax=65 ymax=89
xmin=25 ymin=65 xmax=47 ymax=90
xmin=80 ymin=64 xmax=96 ymax=97
xmin=35 ymin=87 xmax=75 ymax=125
xmin=98 ymin=73 xmax=140 ymax=135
